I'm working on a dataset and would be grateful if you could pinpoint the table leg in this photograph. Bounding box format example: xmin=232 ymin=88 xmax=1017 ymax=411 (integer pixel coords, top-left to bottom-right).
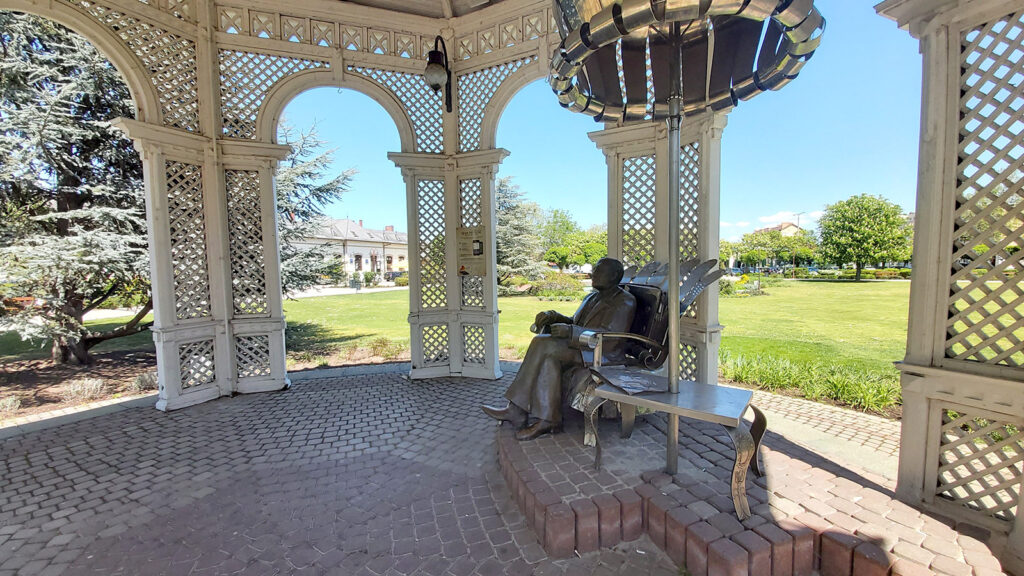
xmin=748 ymin=405 xmax=766 ymax=477
xmin=620 ymin=404 xmax=636 ymax=439
xmin=725 ymin=424 xmax=755 ymax=521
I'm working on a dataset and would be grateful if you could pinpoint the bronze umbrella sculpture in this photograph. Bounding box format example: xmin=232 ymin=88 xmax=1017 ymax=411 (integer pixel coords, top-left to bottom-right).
xmin=548 ymin=0 xmax=824 ymax=473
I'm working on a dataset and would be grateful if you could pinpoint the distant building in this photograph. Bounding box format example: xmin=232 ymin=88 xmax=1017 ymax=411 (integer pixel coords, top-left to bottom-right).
xmin=297 ymin=218 xmax=408 ymax=274
xmin=754 ymin=222 xmax=803 ymax=237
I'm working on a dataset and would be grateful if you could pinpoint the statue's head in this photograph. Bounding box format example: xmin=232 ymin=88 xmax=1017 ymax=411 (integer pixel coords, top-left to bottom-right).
xmin=592 ymin=258 xmax=624 ymax=290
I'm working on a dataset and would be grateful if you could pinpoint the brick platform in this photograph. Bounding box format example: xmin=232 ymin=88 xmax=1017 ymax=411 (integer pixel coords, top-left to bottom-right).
xmin=496 ymin=403 xmax=1011 ymax=576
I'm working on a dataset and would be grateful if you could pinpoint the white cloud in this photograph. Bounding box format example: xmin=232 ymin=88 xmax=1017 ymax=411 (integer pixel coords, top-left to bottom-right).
xmin=720 ymin=221 xmax=733 ymax=228
xmin=736 ymin=221 xmax=750 ymax=227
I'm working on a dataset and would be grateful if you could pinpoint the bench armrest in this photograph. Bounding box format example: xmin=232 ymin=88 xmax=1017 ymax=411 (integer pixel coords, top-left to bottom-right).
xmin=578 ymin=331 xmax=665 ymax=370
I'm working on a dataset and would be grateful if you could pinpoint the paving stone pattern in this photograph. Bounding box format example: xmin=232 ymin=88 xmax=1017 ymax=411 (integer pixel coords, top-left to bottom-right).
xmin=497 ymin=404 xmax=1010 ymax=576
xmin=0 ymin=374 xmax=679 ymax=576
xmin=749 ymin=390 xmax=902 ymax=458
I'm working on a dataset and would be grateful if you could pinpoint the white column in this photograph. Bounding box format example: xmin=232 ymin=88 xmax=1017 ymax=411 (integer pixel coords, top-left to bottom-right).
xmin=590 ymin=114 xmax=727 ymax=386
xmin=391 ymin=150 xmax=507 ymax=380
xmin=219 ymin=140 xmax=292 ymax=394
xmin=112 ymin=120 xmax=223 ymax=411
xmin=878 ymin=1 xmax=1024 ymax=568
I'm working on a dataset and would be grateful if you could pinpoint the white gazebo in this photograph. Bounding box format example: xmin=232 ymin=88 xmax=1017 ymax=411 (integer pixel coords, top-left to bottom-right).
xmin=2 ymin=0 xmax=1020 ymax=569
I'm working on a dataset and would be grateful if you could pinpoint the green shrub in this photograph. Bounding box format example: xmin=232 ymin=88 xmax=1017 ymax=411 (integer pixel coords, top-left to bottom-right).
xmin=874 ymin=268 xmax=901 ymax=279
xmin=363 ymin=271 xmax=378 ymax=286
xmin=536 ymin=272 xmax=584 ymax=299
xmin=368 ymin=337 xmax=405 ymax=359
xmin=792 ymin=267 xmax=810 ymax=278
xmin=395 ymin=276 xmax=409 ymax=287
xmin=0 ymin=396 xmax=20 ymax=415
xmin=899 ymin=268 xmax=912 ymax=279
xmin=719 ymin=352 xmax=901 ymax=414
xmin=61 ymin=378 xmax=106 ymax=403
xmin=719 ymin=279 xmax=736 ymax=296
xmin=128 ymin=372 xmax=158 ymax=393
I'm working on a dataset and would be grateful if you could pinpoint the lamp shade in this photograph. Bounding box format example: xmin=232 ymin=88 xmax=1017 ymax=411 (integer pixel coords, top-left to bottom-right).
xmin=424 ymin=51 xmax=448 ymax=92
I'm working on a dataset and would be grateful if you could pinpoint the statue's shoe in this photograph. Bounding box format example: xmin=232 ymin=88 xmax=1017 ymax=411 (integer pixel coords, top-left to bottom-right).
xmin=481 ymin=403 xmax=526 ymax=427
xmin=515 ymin=420 xmax=558 ymax=441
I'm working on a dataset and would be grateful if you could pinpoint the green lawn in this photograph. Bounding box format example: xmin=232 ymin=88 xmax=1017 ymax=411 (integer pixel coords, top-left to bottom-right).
xmin=2 ymin=281 xmax=911 ymax=373
xmin=719 ymin=280 xmax=910 ymax=374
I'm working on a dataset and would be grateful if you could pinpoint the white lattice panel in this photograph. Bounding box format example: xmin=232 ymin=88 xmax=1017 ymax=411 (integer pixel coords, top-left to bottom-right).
xmin=456 ymin=56 xmax=535 ymax=151
xmin=225 ymin=170 xmax=269 ymax=315
xmin=621 ymin=155 xmax=657 ymax=268
xmin=678 ymin=344 xmax=699 ymax=381
xmin=460 ymin=179 xmax=483 ymax=227
xmin=935 ymin=406 xmax=1023 ymax=523
xmin=948 ymin=12 xmax=1024 ymax=368
xmin=236 ymin=335 xmax=271 ymax=378
xmin=166 ymin=161 xmax=212 ymax=320
xmin=680 ymin=143 xmax=701 ymax=259
xmin=417 ymin=180 xmax=447 ymax=310
xmin=136 ymin=0 xmax=194 ymax=22
xmin=179 ymin=339 xmax=215 ymax=389
xmin=348 ymin=66 xmax=444 ymax=153
xmin=463 ymin=325 xmax=486 ymax=364
xmin=459 ymin=179 xmax=485 ymax=308
xmin=422 ymin=324 xmax=449 ymax=366
xmin=62 ymin=0 xmax=199 ymax=131
xmin=220 ymin=51 xmax=328 ymax=138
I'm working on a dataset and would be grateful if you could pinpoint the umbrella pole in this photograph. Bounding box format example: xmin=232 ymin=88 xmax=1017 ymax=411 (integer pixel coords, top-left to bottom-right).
xmin=665 ymin=23 xmax=683 ymax=476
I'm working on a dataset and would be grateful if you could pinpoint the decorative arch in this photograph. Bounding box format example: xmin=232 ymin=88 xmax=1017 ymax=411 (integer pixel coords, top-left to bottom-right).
xmin=256 ymin=69 xmax=418 ymax=152
xmin=0 ymin=0 xmax=162 ymax=126
xmin=477 ymin=61 xmax=546 ymax=151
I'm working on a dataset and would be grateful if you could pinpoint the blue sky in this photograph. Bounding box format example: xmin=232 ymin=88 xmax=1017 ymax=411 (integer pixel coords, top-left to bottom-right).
xmin=280 ymin=0 xmax=922 ymax=240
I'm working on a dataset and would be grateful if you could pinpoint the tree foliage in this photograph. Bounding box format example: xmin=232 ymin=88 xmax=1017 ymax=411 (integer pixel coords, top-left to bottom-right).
xmin=539 ymin=208 xmax=581 ymax=253
xmin=0 ymin=12 xmax=151 ymax=364
xmin=495 ymin=177 xmax=545 ymax=280
xmin=818 ymin=194 xmax=912 ymax=280
xmin=275 ymin=122 xmax=354 ymax=294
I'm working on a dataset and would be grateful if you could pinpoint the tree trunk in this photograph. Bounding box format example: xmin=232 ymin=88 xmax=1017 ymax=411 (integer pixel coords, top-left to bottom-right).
xmin=855 ymin=263 xmax=862 ymax=281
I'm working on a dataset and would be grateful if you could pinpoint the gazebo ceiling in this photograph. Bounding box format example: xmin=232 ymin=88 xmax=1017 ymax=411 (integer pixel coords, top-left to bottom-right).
xmin=337 ymin=0 xmax=506 ymax=19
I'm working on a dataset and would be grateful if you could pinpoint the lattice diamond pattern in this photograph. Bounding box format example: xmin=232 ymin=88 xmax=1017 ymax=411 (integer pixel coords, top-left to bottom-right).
xmin=220 ymin=50 xmax=327 ymax=138
xmin=166 ymin=161 xmax=211 ymax=320
xmin=64 ymin=0 xmax=199 ymax=131
xmin=179 ymin=339 xmax=215 ymax=389
xmin=236 ymin=335 xmax=272 ymax=379
xmin=226 ymin=170 xmax=269 ymax=315
xmin=349 ymin=66 xmax=443 ymax=153
xmin=417 ymin=180 xmax=447 ymax=310
xmin=948 ymin=12 xmax=1024 ymax=367
xmin=460 ymin=179 xmax=483 ymax=227
xmin=622 ymin=155 xmax=657 ymax=268
xmin=422 ymin=324 xmax=449 ymax=365
xmin=678 ymin=343 xmax=699 ymax=381
xmin=463 ymin=325 xmax=486 ymax=364
xmin=936 ymin=407 xmax=1023 ymax=522
xmin=462 ymin=276 xmax=485 ymax=308
xmin=459 ymin=178 xmax=486 ymax=308
xmin=457 ymin=56 xmax=535 ymax=151
xmin=680 ymin=142 xmax=701 ymax=259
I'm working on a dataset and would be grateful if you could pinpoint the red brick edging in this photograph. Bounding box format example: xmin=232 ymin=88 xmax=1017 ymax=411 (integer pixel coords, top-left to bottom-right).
xmin=496 ymin=426 xmax=913 ymax=575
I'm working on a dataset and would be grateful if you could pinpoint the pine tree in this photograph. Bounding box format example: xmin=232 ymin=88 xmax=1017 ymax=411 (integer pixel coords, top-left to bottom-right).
xmin=494 ymin=177 xmax=544 ymax=281
xmin=275 ymin=122 xmax=354 ymax=295
xmin=0 ymin=12 xmax=150 ymax=364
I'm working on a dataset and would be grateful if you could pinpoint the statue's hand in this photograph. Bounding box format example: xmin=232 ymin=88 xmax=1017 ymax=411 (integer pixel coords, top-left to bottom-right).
xmin=550 ymin=323 xmax=571 ymax=339
xmin=534 ymin=310 xmax=555 ymax=328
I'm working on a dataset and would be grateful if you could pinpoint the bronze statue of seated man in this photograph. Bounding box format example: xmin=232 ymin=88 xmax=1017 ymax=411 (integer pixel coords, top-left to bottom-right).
xmin=482 ymin=257 xmax=636 ymax=440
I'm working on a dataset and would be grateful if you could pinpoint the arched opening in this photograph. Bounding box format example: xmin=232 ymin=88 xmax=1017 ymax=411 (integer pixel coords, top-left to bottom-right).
xmin=492 ymin=77 xmax=609 ymax=358
xmin=0 ymin=10 xmax=158 ymax=416
xmin=271 ymin=86 xmax=413 ymax=371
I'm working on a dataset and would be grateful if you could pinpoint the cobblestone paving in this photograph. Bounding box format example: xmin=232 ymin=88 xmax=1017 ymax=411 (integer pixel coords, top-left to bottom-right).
xmin=0 ymin=374 xmax=678 ymax=576
xmin=750 ymin=389 xmax=902 ymax=458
